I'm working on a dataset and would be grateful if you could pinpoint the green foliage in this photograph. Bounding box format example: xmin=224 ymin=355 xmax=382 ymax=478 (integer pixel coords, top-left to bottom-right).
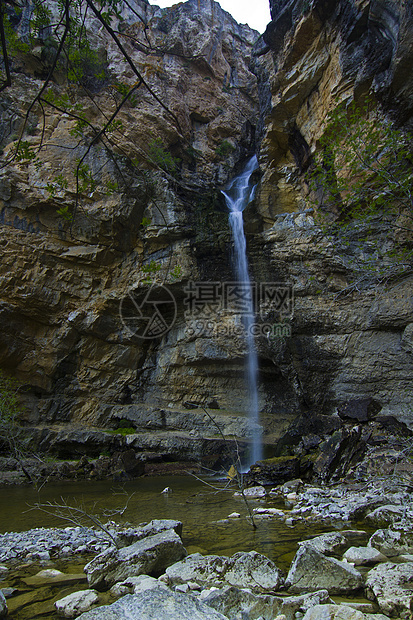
xmin=113 ymin=82 xmax=138 ymax=107
xmin=141 ymin=216 xmax=152 ymax=227
xmin=169 ymin=264 xmax=182 ymax=280
xmin=148 ymin=138 xmax=180 ymax=174
xmin=0 ymin=371 xmax=28 ymax=459
xmin=309 ymin=98 xmax=413 ymax=275
xmin=215 ymin=140 xmax=235 ymax=159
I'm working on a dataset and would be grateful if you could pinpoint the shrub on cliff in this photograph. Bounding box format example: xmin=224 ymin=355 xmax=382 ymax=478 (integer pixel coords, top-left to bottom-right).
xmin=309 ymin=98 xmax=413 ymax=279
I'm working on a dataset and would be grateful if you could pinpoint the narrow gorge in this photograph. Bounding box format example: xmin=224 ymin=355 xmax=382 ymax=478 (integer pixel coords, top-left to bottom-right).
xmin=0 ymin=0 xmax=412 ymax=483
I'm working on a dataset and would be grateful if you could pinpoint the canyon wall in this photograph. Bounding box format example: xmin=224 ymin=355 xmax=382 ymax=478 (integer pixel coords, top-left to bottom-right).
xmin=0 ymin=0 xmax=412 ymax=468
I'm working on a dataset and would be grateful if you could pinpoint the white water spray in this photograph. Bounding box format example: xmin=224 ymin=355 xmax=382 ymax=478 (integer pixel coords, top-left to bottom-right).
xmin=222 ymin=155 xmax=262 ymax=466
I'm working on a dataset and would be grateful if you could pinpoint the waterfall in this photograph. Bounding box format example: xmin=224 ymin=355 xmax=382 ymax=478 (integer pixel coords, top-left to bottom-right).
xmin=222 ymin=155 xmax=262 ymax=467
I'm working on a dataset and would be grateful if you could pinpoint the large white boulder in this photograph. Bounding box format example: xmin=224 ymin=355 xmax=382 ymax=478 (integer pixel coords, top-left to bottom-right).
xmin=84 ymin=529 xmax=187 ymax=588
xmin=286 ymin=545 xmax=363 ymax=594
xmin=55 ymin=589 xmax=99 ymax=618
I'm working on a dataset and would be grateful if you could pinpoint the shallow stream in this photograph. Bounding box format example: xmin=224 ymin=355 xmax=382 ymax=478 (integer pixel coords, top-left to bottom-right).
xmin=0 ymin=475 xmax=365 ymax=619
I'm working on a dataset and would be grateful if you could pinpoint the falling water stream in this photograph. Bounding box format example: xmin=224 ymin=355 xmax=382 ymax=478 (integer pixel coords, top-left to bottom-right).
xmin=222 ymin=155 xmax=262 ymax=466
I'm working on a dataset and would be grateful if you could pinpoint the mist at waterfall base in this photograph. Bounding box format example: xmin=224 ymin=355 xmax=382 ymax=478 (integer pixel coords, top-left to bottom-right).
xmin=222 ymin=155 xmax=263 ymax=468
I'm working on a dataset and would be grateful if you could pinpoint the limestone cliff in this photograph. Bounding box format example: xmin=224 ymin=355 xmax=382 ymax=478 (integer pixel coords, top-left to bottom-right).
xmin=0 ymin=0 xmax=412 ymax=472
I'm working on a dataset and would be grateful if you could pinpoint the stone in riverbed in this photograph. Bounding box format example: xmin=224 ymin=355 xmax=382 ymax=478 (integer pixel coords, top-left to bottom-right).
xmin=299 ymin=531 xmax=368 ymax=557
xmin=0 ymin=591 xmax=7 ymax=619
xmin=165 ymin=551 xmax=284 ymax=593
xmin=22 ymin=569 xmax=87 ymax=587
xmin=203 ymin=585 xmax=332 ymax=620
xmin=76 ymin=588 xmax=228 ymax=619
xmin=302 ymin=604 xmax=365 ymax=620
xmin=365 ymin=562 xmax=413 ymax=617
xmin=342 ymin=546 xmax=387 ymax=566
xmin=55 ymin=589 xmax=99 ymax=618
xmin=84 ymin=529 xmax=187 ymax=589
xmin=368 ymin=528 xmax=413 ymax=555
xmin=285 ymin=545 xmax=363 ymax=594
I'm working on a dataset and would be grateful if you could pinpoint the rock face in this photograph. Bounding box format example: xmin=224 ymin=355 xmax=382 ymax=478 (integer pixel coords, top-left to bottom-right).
xmin=0 ymin=0 xmax=412 ymax=472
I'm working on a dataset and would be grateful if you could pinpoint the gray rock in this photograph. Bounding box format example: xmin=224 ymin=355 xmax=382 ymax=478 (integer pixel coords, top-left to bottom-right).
xmin=302 ymin=604 xmax=365 ymax=620
xmin=0 ymin=590 xmax=7 ymax=619
xmin=204 ymin=586 xmax=332 ymax=620
xmin=166 ymin=551 xmax=284 ymax=593
xmin=76 ymin=589 xmax=228 ymax=619
xmin=286 ymin=545 xmax=363 ymax=594
xmin=109 ymin=574 xmax=165 ymax=597
xmin=366 ymin=505 xmax=409 ymax=524
xmin=342 ymin=546 xmax=387 ymax=566
xmin=84 ymin=529 xmax=187 ymax=589
xmin=368 ymin=528 xmax=413 ymax=555
xmin=55 ymin=589 xmax=99 ymax=618
xmin=365 ymin=562 xmax=413 ymax=617
xmin=299 ymin=531 xmax=368 ymax=556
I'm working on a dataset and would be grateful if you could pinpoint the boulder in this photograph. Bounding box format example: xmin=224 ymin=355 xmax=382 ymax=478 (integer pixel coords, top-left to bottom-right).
xmin=84 ymin=529 xmax=187 ymax=589
xmin=55 ymin=589 xmax=99 ymax=618
xmin=109 ymin=575 xmax=167 ymax=597
xmin=299 ymin=531 xmax=368 ymax=557
xmin=204 ymin=586 xmax=332 ymax=620
xmin=75 ymin=589 xmax=228 ymax=620
xmin=342 ymin=546 xmax=387 ymax=566
xmin=166 ymin=551 xmax=284 ymax=593
xmin=338 ymin=399 xmax=381 ymax=422
xmin=366 ymin=505 xmax=408 ymax=525
xmin=368 ymin=528 xmax=413 ymax=555
xmin=302 ymin=604 xmax=365 ymax=620
xmin=285 ymin=545 xmax=363 ymax=594
xmin=0 ymin=591 xmax=7 ymax=619
xmin=365 ymin=562 xmax=413 ymax=617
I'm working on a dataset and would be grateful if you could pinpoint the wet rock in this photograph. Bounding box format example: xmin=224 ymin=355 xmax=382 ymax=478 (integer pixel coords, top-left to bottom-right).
xmin=342 ymin=547 xmax=388 ymax=566
xmin=366 ymin=562 xmax=413 ymax=617
xmin=166 ymin=551 xmax=284 ymax=593
xmin=302 ymin=604 xmax=365 ymax=620
xmin=285 ymin=545 xmax=363 ymax=594
xmin=0 ymin=591 xmax=6 ymax=619
xmin=84 ymin=529 xmax=187 ymax=589
xmin=55 ymin=589 xmax=99 ymax=618
xmin=76 ymin=588 xmax=228 ymax=619
xmin=204 ymin=586 xmax=332 ymax=620
xmin=23 ymin=569 xmax=87 ymax=587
